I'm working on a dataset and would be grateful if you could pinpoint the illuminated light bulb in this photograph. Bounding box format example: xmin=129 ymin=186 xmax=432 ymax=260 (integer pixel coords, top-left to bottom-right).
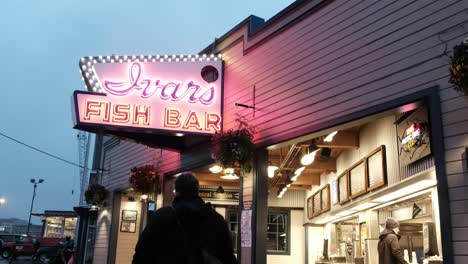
xmin=180 ymin=54 xmax=184 ymax=58
xmin=85 ymin=72 xmax=89 ymax=77
xmin=110 ymin=59 xmax=115 ymax=63
xmin=324 ymin=131 xmax=338 ymax=142
xmin=188 ymin=54 xmax=192 ymax=58
xmin=301 ymin=150 xmax=318 ymax=166
xmin=156 ymin=55 xmax=160 ymax=58
xmin=127 ymin=59 xmax=131 ymax=63
xmin=132 ymin=55 xmax=136 ymax=59
xmin=98 ymin=55 xmax=103 ymax=59
xmin=199 ymin=58 xmax=203 ymax=61
xmin=144 ymin=58 xmax=148 ymax=62
xmin=160 ymin=58 xmax=165 ymax=62
xmin=81 ymin=58 xmax=85 ymax=62
xmin=81 ymin=77 xmax=85 ymax=81
xmin=140 ymin=55 xmax=144 ymax=59
xmin=148 ymin=55 xmax=152 ymax=59
xmin=207 ymin=58 xmax=211 ymax=61
xmin=224 ymin=168 xmax=234 ymax=174
xmin=119 ymin=59 xmax=123 ymax=63
xmin=106 ymin=55 xmax=110 ymax=60
xmin=267 ymin=166 xmax=279 ymax=178
xmin=195 ymin=54 xmax=199 ymax=58
xmin=152 ymin=59 xmax=156 ymax=62
xmin=176 ymin=58 xmax=180 ymax=62
xmin=93 ymin=60 xmax=97 ymax=64
xmin=89 ymin=79 xmax=94 ymax=84
xmin=114 ymin=55 xmax=119 ymax=60
xmin=123 ymin=55 xmax=128 ymax=60
xmin=81 ymin=65 xmax=87 ymax=70
xmin=141 ymin=194 xmax=148 ymax=200
xmin=218 ymin=54 xmax=222 ymax=58
xmin=286 ymin=183 xmax=291 ymax=188
xmin=92 ymin=87 xmax=96 ymax=91
xmin=220 ymin=174 xmax=239 ymax=180
xmin=214 ymin=58 xmax=218 ymax=61
xmin=172 ymin=54 xmax=176 ymax=58
xmin=191 ymin=58 xmax=195 ymax=62
xmin=183 ymin=58 xmax=187 ymax=62
xmin=210 ymin=54 xmax=214 ymax=58
xmin=209 ymin=165 xmax=223 ymax=173
xmin=294 ymin=167 xmax=305 ymax=175
xmin=164 ymin=55 xmax=168 ymax=59
xmin=87 ymin=61 xmax=91 ymax=66
xmin=291 ymin=175 xmax=299 ymax=181
xmin=168 ymin=58 xmax=172 ymax=62
xmin=202 ymin=54 xmax=207 ymax=57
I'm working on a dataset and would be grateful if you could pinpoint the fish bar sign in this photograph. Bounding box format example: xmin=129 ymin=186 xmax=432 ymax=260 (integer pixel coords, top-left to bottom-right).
xmin=72 ymin=55 xmax=223 ymax=135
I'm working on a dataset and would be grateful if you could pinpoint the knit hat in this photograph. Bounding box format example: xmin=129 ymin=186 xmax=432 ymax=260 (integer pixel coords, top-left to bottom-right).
xmin=385 ymin=217 xmax=400 ymax=230
xmin=175 ymin=172 xmax=199 ymax=198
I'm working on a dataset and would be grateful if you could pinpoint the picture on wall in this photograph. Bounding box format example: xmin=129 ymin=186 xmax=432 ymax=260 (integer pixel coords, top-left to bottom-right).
xmin=337 ymin=172 xmax=349 ymax=204
xmin=396 ymin=106 xmax=431 ymax=167
xmin=121 ymin=221 xmax=136 ymax=233
xmin=349 ymin=161 xmax=366 ymax=199
xmin=307 ymin=196 xmax=314 ymax=219
xmin=366 ymin=145 xmax=387 ymax=191
xmin=122 ymin=210 xmax=138 ymax=221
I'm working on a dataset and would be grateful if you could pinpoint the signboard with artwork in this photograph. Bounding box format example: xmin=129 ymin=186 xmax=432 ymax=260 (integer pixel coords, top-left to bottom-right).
xmin=396 ymin=107 xmax=431 ymax=167
xmin=72 ymin=55 xmax=223 ymax=142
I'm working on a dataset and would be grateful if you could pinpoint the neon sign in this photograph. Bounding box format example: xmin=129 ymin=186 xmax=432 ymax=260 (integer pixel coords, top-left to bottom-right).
xmin=72 ymin=55 xmax=223 ymax=135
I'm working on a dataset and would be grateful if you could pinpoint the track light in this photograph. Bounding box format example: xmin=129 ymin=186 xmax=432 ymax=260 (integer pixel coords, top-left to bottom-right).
xmin=267 ymin=165 xmax=279 ymax=178
xmin=324 ymin=131 xmax=338 ymax=142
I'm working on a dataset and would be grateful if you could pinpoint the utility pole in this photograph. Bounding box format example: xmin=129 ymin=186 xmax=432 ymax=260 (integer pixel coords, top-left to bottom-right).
xmin=77 ymin=131 xmax=91 ymax=205
xmin=27 ymin=179 xmax=44 ymax=235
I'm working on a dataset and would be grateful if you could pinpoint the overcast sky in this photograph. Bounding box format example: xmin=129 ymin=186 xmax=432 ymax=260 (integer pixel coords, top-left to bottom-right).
xmin=0 ymin=0 xmax=293 ymax=223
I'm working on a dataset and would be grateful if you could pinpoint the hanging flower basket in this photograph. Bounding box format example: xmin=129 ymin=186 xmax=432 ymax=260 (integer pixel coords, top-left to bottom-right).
xmin=449 ymin=39 xmax=468 ymax=96
xmin=84 ymin=184 xmax=108 ymax=206
xmin=211 ymin=116 xmax=256 ymax=177
xmin=129 ymin=165 xmax=158 ymax=194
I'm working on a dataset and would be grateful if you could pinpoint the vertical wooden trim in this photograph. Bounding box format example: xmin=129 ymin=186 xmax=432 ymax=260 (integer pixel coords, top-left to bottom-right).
xmin=304 ymin=225 xmax=309 ymax=264
xmin=107 ymin=192 xmax=121 ymax=264
xmin=428 ymin=88 xmax=453 ymax=263
xmin=237 ymin=176 xmax=243 ymax=262
xmin=252 ymin=148 xmax=268 ymax=264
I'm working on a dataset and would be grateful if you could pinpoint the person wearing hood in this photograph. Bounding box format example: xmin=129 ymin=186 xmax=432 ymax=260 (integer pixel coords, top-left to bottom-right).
xmin=132 ymin=172 xmax=237 ymax=264
xmin=378 ymin=217 xmax=408 ymax=264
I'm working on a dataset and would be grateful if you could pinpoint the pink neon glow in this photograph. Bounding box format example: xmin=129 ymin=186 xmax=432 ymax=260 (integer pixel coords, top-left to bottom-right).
xmin=102 ymin=62 xmax=215 ymax=105
xmin=76 ymin=58 xmax=222 ymax=134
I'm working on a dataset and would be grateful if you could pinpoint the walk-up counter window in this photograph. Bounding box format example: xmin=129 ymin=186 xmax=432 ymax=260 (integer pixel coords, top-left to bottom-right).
xmin=265 ymin=101 xmax=444 ymax=264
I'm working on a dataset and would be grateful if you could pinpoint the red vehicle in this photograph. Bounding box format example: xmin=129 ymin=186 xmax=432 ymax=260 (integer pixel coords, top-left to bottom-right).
xmin=0 ymin=235 xmax=63 ymax=259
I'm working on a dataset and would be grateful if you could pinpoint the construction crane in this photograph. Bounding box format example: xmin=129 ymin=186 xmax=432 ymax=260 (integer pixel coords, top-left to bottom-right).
xmin=77 ymin=131 xmax=91 ymax=205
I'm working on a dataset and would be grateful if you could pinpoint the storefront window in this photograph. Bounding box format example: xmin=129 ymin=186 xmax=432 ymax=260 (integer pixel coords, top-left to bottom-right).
xmin=64 ymin=217 xmax=77 ymax=239
xmin=267 ymin=211 xmax=289 ymax=254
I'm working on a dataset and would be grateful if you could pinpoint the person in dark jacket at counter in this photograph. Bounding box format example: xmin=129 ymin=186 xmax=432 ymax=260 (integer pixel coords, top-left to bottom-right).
xmin=378 ymin=217 xmax=408 ymax=264
xmin=132 ymin=172 xmax=237 ymax=264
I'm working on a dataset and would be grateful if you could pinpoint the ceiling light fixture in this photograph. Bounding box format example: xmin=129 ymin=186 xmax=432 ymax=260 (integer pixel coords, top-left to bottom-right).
xmin=220 ymin=174 xmax=239 ymax=180
xmin=209 ymin=165 xmax=223 ymax=173
xmin=300 ymin=149 xmax=319 ymax=166
xmin=372 ymin=180 xmax=436 ymax=203
xmin=267 ymin=165 xmax=279 ymax=178
xmin=324 ymin=131 xmax=338 ymax=142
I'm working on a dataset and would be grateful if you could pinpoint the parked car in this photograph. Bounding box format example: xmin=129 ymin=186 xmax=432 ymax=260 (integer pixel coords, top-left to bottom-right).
xmin=33 ymin=239 xmax=74 ymax=264
xmin=0 ymin=235 xmax=63 ymax=260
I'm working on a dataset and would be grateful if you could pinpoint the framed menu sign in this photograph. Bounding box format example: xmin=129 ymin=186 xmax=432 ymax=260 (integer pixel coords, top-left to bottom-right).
xmin=321 ymin=185 xmax=330 ymax=212
xmin=349 ymin=161 xmax=366 ymax=199
xmin=366 ymin=145 xmax=387 ymax=191
xmin=337 ymin=172 xmax=349 ymax=204
xmin=307 ymin=196 xmax=314 ymax=219
xmin=310 ymin=184 xmax=331 ymax=218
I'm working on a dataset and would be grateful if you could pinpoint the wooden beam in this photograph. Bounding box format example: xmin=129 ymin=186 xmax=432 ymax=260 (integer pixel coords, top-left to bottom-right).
xmin=315 ymin=131 xmax=359 ymax=149
xmin=268 ymin=157 xmax=336 ymax=172
xmin=199 ymin=180 xmax=239 ymax=187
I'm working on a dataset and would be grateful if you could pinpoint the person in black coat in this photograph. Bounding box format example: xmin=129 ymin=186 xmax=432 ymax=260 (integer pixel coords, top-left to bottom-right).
xmin=132 ymin=172 xmax=237 ymax=264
